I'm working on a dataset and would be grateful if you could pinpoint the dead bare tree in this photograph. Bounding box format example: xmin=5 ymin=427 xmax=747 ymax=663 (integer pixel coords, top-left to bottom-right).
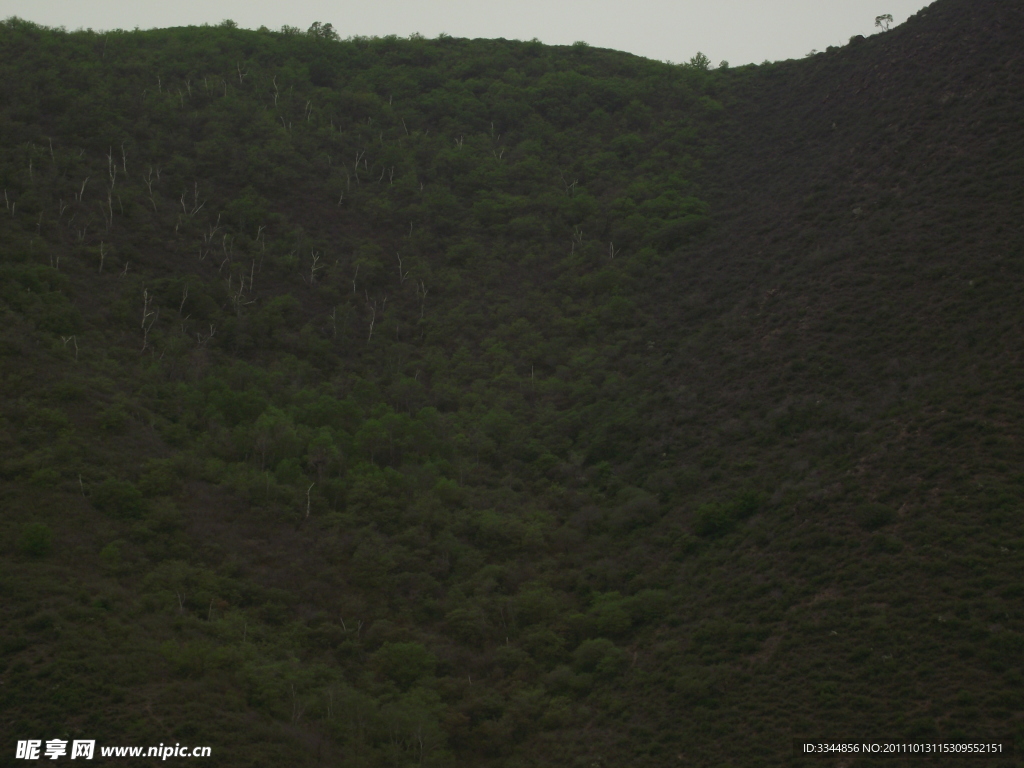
xmin=199 ymin=213 xmax=221 ymax=261
xmin=255 ymin=226 xmax=267 ymax=273
xmin=102 ymin=189 xmax=115 ymax=231
xmin=365 ymin=293 xmax=386 ymax=342
xmin=417 ymin=280 xmax=429 ymax=319
xmin=106 ymin=147 xmax=117 ymax=189
xmin=141 ymin=289 xmax=159 ymax=351
xmin=61 ymin=335 xmax=79 ymax=361
xmin=196 ymin=324 xmax=216 ymax=347
xmin=396 ymin=252 xmax=409 ymax=284
xmin=228 ymin=272 xmax=253 ymax=315
xmin=143 ymin=167 xmax=158 ymax=211
xmin=559 ymin=170 xmax=578 ymax=196
xmin=180 ymin=182 xmax=205 ymax=218
xmin=308 ymin=251 xmax=324 ymax=284
xmin=571 ymin=226 xmax=584 ymax=254
xmin=290 ymin=684 xmax=305 ymax=724
xmin=221 ymin=233 xmax=233 ymax=264
xmin=353 ymin=150 xmax=365 ymax=185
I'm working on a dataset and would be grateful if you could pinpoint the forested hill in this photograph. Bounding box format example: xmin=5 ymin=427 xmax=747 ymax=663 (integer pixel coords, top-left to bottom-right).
xmin=1 ymin=0 xmax=1023 ymax=765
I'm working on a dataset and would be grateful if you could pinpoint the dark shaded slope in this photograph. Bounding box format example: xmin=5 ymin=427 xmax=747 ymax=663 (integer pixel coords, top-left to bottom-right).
xmin=606 ymin=0 xmax=1024 ymax=762
xmin=658 ymin=0 xmax=1024 ymax=465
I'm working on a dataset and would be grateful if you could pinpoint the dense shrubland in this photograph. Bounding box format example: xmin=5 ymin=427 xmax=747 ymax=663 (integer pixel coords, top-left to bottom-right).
xmin=3 ymin=3 xmax=1024 ymax=765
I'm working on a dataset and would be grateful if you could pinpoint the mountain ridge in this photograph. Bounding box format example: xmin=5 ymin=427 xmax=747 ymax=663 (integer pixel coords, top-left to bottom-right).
xmin=1 ymin=2 xmax=1023 ymax=765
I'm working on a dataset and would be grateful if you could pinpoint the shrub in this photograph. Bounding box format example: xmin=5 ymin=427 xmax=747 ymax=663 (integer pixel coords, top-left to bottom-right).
xmin=693 ymin=502 xmax=735 ymax=537
xmin=629 ymin=589 xmax=671 ymax=624
xmin=573 ymin=638 xmax=628 ymax=677
xmin=29 ymin=468 xmax=60 ymax=486
xmin=373 ymin=641 xmax=436 ymax=690
xmin=160 ymin=641 xmax=211 ymax=678
xmin=17 ymin=522 xmax=53 ymax=557
xmin=870 ymin=533 xmax=904 ymax=553
xmin=91 ymin=479 xmax=145 ymax=518
xmin=139 ymin=460 xmax=180 ymax=497
xmin=732 ymin=490 xmax=766 ymax=519
xmin=856 ymin=503 xmax=895 ymax=531
xmin=434 ymin=477 xmax=464 ymax=506
xmin=586 ymin=593 xmax=633 ymax=637
xmin=693 ymin=490 xmax=767 ymax=536
xmin=99 ymin=405 xmax=129 ymax=432
xmin=99 ymin=541 xmax=126 ymax=571
xmin=521 ymin=628 xmax=567 ymax=665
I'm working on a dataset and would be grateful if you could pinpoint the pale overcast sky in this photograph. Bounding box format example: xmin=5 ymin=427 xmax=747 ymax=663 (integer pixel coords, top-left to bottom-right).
xmin=2 ymin=0 xmax=932 ymax=66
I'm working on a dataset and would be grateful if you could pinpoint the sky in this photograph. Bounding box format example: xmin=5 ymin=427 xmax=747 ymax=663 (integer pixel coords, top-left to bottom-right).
xmin=1 ymin=0 xmax=933 ymax=66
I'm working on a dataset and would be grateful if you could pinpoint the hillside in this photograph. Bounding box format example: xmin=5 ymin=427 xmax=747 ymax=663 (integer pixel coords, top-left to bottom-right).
xmin=1 ymin=1 xmax=1023 ymax=765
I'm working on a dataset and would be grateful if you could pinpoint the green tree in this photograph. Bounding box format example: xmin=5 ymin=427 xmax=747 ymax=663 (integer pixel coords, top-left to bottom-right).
xmin=251 ymin=407 xmax=298 ymax=472
xmin=689 ymin=51 xmax=711 ymax=70
xmin=307 ymin=22 xmax=339 ymax=41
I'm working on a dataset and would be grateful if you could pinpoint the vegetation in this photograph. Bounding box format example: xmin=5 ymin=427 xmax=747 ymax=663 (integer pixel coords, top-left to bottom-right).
xmin=1 ymin=0 xmax=1023 ymax=765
